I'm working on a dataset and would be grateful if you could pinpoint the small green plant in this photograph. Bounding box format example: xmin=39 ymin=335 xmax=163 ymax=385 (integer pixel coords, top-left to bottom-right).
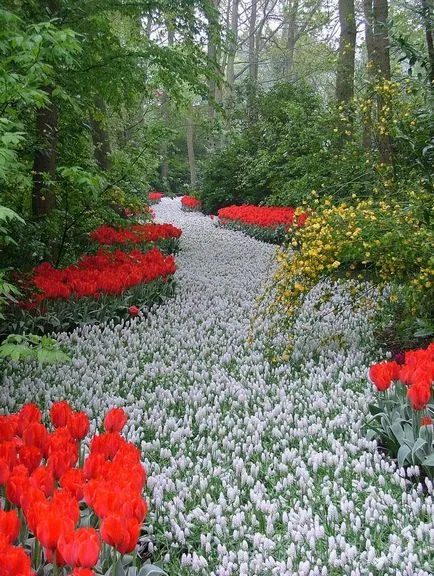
xmin=0 ymin=334 xmax=70 ymax=363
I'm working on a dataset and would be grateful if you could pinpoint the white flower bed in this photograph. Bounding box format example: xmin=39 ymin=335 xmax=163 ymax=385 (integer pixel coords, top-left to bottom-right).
xmin=2 ymin=198 xmax=433 ymax=575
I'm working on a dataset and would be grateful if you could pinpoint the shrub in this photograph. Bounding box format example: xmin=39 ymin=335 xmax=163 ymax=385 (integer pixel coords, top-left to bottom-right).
xmin=272 ymin=196 xmax=433 ymax=343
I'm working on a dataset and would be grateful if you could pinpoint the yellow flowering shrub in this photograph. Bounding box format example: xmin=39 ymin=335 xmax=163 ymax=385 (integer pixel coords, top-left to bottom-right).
xmin=273 ymin=196 xmax=433 ymax=324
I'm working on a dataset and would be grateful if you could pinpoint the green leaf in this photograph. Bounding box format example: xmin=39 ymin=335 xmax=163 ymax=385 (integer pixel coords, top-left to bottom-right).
xmin=422 ymin=453 xmax=434 ymax=467
xmin=105 ymin=562 xmax=126 ymax=576
xmin=138 ymin=565 xmax=168 ymax=576
xmin=391 ymin=421 xmax=404 ymax=444
xmin=397 ymin=444 xmax=411 ymax=468
xmin=412 ymin=437 xmax=427 ymax=461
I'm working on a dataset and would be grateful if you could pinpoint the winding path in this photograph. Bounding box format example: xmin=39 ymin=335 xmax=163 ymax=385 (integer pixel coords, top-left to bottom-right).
xmin=3 ymin=198 xmax=432 ymax=576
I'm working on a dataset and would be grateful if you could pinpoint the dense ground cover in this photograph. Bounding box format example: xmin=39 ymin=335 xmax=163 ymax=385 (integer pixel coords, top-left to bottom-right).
xmin=3 ymin=198 xmax=433 ymax=576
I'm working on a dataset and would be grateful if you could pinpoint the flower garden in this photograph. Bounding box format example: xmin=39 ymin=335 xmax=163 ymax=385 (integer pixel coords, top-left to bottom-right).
xmin=217 ymin=205 xmax=308 ymax=243
xmin=1 ymin=197 xmax=433 ymax=576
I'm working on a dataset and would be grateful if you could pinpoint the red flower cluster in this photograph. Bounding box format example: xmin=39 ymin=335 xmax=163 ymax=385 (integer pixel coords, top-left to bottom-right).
xmin=90 ymin=223 xmax=182 ymax=245
xmin=181 ymin=195 xmax=201 ymax=210
xmin=26 ymin=248 xmax=176 ymax=303
xmin=0 ymin=402 xmax=147 ymax=575
xmin=369 ymin=342 xmax=434 ymax=411
xmin=217 ymin=204 xmax=308 ymax=229
xmin=148 ymin=191 xmax=164 ymax=204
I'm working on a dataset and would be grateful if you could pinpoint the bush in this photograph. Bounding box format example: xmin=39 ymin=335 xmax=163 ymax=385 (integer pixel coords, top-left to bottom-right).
xmin=272 ymin=195 xmax=433 ymax=346
xmin=200 ymin=82 xmax=324 ymax=213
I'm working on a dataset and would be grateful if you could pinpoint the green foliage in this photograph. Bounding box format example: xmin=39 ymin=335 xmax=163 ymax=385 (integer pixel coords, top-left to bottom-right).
xmin=0 ymin=334 xmax=70 ymax=364
xmin=0 ymin=206 xmax=24 ymax=318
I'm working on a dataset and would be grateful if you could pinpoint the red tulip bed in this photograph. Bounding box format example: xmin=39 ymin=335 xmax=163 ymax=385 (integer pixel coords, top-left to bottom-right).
xmin=0 ymin=401 xmax=153 ymax=576
xmin=367 ymin=342 xmax=434 ymax=475
xmin=180 ymin=195 xmax=201 ymax=212
xmin=148 ymin=192 xmax=164 ymax=205
xmin=90 ymin=223 xmax=182 ymax=254
xmin=11 ymin=247 xmax=177 ymax=334
xmin=217 ymin=205 xmax=308 ymax=243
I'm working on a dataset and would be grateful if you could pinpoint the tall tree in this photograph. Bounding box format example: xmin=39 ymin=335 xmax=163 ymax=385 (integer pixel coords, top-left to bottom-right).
xmin=372 ymin=0 xmax=393 ymax=165
xmin=335 ymin=0 xmax=356 ymax=104
xmin=421 ymin=0 xmax=434 ymax=86
xmin=226 ymin=0 xmax=240 ymax=87
xmin=248 ymin=0 xmax=259 ymax=83
xmin=186 ymin=116 xmax=198 ymax=188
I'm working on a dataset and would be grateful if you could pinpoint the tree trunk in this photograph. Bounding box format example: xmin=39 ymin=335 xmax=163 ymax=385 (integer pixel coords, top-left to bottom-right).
xmin=226 ymin=0 xmax=239 ymax=87
xmin=283 ymin=0 xmax=299 ymax=80
xmin=186 ymin=117 xmax=197 ymax=189
xmin=90 ymin=95 xmax=111 ymax=171
xmin=421 ymin=0 xmax=434 ymax=86
xmin=248 ymin=0 xmax=258 ymax=84
xmin=363 ymin=0 xmax=374 ymax=149
xmin=207 ymin=0 xmax=220 ymax=115
xmin=335 ymin=0 xmax=356 ymax=104
xmin=373 ymin=0 xmax=393 ymax=165
xmin=32 ymin=86 xmax=58 ymax=216
xmin=160 ymin=25 xmax=174 ymax=187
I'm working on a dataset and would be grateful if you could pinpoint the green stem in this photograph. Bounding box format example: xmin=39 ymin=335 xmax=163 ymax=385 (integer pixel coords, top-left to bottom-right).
xmin=53 ymin=550 xmax=59 ymax=576
xmin=112 ymin=550 xmax=118 ymax=575
xmin=34 ymin=538 xmax=41 ymax=570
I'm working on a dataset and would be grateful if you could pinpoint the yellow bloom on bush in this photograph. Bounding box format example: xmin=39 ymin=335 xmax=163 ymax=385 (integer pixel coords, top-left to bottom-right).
xmin=272 ymin=197 xmax=433 ymax=321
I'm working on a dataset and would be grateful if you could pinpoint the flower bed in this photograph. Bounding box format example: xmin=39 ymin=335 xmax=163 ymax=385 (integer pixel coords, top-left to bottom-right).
xmin=90 ymin=223 xmax=182 ymax=254
xmin=180 ymin=195 xmax=201 ymax=212
xmin=367 ymin=343 xmax=434 ymax=474
xmin=0 ymin=402 xmax=159 ymax=575
xmin=4 ymin=200 xmax=433 ymax=575
xmin=9 ymin=249 xmax=176 ymax=333
xmin=148 ymin=192 xmax=164 ymax=205
xmin=217 ymin=204 xmax=307 ymax=243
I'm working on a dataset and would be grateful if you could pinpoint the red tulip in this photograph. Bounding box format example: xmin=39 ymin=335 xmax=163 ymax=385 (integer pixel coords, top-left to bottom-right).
xmin=369 ymin=361 xmax=400 ymax=392
xmin=408 ymin=382 xmax=432 ymax=411
xmin=0 ymin=541 xmax=33 ymax=576
xmin=22 ymin=422 xmax=49 ymax=455
xmin=83 ymin=453 xmax=108 ymax=480
xmin=0 ymin=509 xmax=20 ymax=544
xmin=59 ymin=468 xmax=86 ymax=501
xmin=421 ymin=416 xmax=433 ymax=426
xmin=0 ymin=440 xmax=18 ymax=469
xmin=51 ymin=489 xmax=80 ymax=525
xmin=17 ymin=403 xmax=41 ymax=436
xmin=18 ymin=445 xmax=42 ymax=473
xmin=72 ymin=528 xmax=101 ymax=568
xmin=72 ymin=569 xmax=95 ymax=576
xmin=121 ymin=494 xmax=148 ymax=523
xmin=0 ymin=415 xmax=17 ymax=442
xmin=5 ymin=465 xmax=29 ymax=506
xmin=0 ymin=459 xmax=10 ymax=485
xmin=90 ymin=432 xmax=124 ymax=459
xmin=117 ymin=517 xmax=140 ymax=554
xmin=30 ymin=466 xmax=55 ymax=497
xmin=103 ymin=408 xmax=128 ymax=433
xmin=35 ymin=509 xmax=73 ymax=550
xmin=100 ymin=515 xmax=128 ymax=550
xmin=50 ymin=401 xmax=73 ymax=429
xmin=128 ymin=305 xmax=140 ymax=317
xmin=68 ymin=411 xmax=89 ymax=441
